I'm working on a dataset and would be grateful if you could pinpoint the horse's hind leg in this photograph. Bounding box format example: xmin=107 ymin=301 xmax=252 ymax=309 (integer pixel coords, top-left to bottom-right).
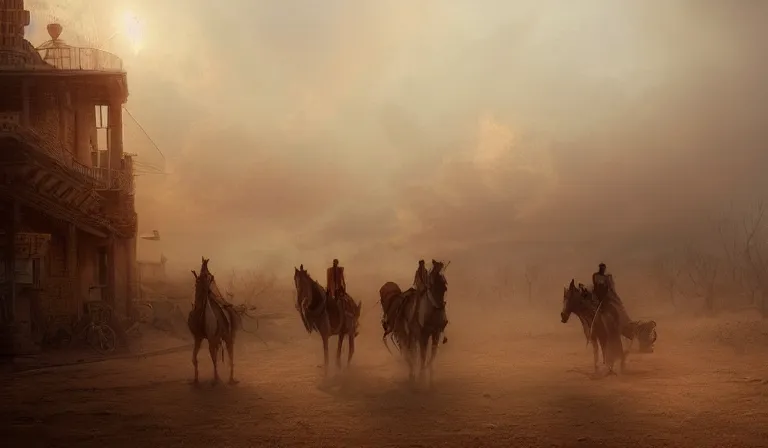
xmin=347 ymin=332 xmax=355 ymax=367
xmin=226 ymin=337 xmax=238 ymax=385
xmin=404 ymin=338 xmax=416 ymax=382
xmin=336 ymin=333 xmax=344 ymax=370
xmin=208 ymin=339 xmax=221 ymax=384
xmin=418 ymin=334 xmax=429 ymax=382
xmin=429 ymin=332 xmax=440 ymax=387
xmin=619 ymin=344 xmax=627 ymax=373
xmin=592 ymin=341 xmax=599 ymax=373
xmin=192 ymin=337 xmax=202 ymax=384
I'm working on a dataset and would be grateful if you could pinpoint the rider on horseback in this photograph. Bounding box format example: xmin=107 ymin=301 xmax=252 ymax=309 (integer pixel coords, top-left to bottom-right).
xmin=414 ymin=259 xmax=429 ymax=293
xmin=592 ymin=262 xmax=630 ymax=329
xmin=326 ymin=259 xmax=346 ymax=300
xmin=326 ymin=258 xmax=355 ymax=315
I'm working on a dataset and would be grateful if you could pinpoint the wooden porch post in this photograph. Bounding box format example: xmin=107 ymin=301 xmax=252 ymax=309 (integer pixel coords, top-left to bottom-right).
xmin=4 ymin=200 xmax=20 ymax=322
xmin=67 ymin=224 xmax=78 ymax=316
xmin=107 ymin=234 xmax=116 ymax=309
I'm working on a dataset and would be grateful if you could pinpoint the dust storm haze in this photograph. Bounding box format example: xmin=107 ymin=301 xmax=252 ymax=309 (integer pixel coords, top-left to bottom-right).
xmin=6 ymin=1 xmax=768 ymax=447
xmin=25 ymin=1 xmax=768 ymax=281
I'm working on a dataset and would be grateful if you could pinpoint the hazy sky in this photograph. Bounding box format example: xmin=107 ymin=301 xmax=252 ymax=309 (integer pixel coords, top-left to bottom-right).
xmin=24 ymin=1 xmax=768 ymax=282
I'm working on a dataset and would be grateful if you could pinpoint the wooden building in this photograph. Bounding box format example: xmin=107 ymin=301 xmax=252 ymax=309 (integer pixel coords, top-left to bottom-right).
xmin=0 ymin=1 xmax=137 ymax=353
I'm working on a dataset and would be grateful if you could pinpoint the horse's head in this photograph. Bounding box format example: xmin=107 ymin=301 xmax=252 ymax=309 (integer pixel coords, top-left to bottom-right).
xmin=429 ymin=260 xmax=448 ymax=303
xmin=293 ymin=264 xmax=313 ymax=310
xmin=561 ymin=279 xmax=581 ymax=323
xmin=192 ymin=257 xmax=215 ymax=305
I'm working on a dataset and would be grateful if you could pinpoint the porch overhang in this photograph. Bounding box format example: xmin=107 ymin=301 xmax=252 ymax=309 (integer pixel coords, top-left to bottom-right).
xmin=0 ymin=138 xmax=116 ymax=238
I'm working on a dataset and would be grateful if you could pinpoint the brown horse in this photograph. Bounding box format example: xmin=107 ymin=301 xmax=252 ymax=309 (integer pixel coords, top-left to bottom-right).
xmin=561 ymin=279 xmax=624 ymax=375
xmin=379 ymin=260 xmax=449 ymax=385
xmin=294 ymin=264 xmax=361 ymax=377
xmin=188 ymin=257 xmax=242 ymax=385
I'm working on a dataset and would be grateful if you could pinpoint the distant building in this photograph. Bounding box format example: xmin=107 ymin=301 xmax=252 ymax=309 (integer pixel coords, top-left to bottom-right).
xmin=0 ymin=1 xmax=137 ymax=353
xmin=138 ymin=255 xmax=168 ymax=286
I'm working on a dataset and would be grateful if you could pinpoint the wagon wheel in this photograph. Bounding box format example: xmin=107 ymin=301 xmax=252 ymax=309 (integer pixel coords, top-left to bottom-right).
xmin=87 ymin=324 xmax=117 ymax=355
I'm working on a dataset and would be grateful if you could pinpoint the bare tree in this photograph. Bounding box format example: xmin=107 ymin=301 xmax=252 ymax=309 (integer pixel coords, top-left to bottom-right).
xmin=653 ymin=252 xmax=683 ymax=308
xmin=741 ymin=200 xmax=768 ymax=316
xmin=524 ymin=264 xmax=540 ymax=304
xmin=494 ymin=263 xmax=515 ymax=302
xmin=225 ymin=270 xmax=277 ymax=308
xmin=682 ymin=247 xmax=719 ymax=313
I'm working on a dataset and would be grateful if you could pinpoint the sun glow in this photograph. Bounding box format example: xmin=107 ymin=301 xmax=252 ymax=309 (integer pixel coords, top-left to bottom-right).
xmin=121 ymin=11 xmax=144 ymax=54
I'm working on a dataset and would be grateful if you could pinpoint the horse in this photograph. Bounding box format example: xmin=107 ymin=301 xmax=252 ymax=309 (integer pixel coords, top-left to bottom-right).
xmin=561 ymin=279 xmax=625 ymax=375
xmin=188 ymin=257 xmax=243 ymax=385
xmin=572 ymin=282 xmax=658 ymax=355
xmin=379 ymin=282 xmax=419 ymax=370
xmin=379 ymin=259 xmax=449 ymax=385
xmin=294 ymin=264 xmax=361 ymax=377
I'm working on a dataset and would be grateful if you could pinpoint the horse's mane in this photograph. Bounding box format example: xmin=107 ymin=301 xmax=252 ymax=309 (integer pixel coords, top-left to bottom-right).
xmin=298 ymin=269 xmax=323 ymax=291
xmin=296 ymin=269 xmax=326 ymax=311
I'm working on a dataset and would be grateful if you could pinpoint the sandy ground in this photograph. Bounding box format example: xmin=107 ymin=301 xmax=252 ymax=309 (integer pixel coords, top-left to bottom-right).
xmin=2 ymin=306 xmax=768 ymax=448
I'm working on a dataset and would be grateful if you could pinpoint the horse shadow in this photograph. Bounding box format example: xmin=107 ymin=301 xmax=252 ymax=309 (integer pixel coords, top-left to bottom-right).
xmin=565 ymin=363 xmax=658 ymax=381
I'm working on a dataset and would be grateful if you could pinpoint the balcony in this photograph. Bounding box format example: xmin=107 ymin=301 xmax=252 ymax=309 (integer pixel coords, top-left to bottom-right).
xmin=36 ymin=43 xmax=123 ymax=73
xmin=0 ymin=112 xmax=132 ymax=191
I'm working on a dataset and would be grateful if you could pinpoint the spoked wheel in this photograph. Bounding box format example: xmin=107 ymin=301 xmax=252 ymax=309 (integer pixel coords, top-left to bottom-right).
xmin=87 ymin=324 xmax=118 ymax=355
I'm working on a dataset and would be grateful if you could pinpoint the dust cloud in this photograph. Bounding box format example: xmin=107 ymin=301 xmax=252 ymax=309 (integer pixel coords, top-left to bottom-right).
xmin=8 ymin=1 xmax=768 ymax=446
xmin=28 ymin=1 xmax=768 ymax=281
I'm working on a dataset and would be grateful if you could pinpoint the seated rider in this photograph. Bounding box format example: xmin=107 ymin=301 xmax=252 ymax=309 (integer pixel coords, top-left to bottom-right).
xmin=592 ymin=263 xmax=611 ymax=302
xmin=592 ymin=262 xmax=629 ymax=327
xmin=413 ymin=259 xmax=428 ymax=293
xmin=326 ymin=258 xmax=347 ymax=300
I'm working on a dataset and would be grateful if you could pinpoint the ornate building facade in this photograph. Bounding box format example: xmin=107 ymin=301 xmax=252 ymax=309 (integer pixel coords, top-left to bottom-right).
xmin=0 ymin=1 xmax=137 ymax=353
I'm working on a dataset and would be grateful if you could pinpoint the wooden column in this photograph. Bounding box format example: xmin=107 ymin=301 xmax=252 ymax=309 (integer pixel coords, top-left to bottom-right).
xmin=3 ymin=201 xmax=20 ymax=322
xmin=108 ymin=102 xmax=123 ymax=181
xmin=107 ymin=234 xmax=116 ymax=309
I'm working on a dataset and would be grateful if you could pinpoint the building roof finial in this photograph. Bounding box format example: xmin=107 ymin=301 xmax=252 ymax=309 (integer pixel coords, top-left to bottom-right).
xmin=47 ymin=23 xmax=63 ymax=41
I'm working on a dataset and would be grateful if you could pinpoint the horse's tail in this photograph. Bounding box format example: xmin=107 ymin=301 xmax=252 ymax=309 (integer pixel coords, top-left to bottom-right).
xmin=383 ymin=332 xmax=393 ymax=355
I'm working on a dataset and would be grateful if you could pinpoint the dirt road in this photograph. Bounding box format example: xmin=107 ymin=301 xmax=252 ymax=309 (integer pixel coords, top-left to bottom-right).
xmin=2 ymin=310 xmax=767 ymax=447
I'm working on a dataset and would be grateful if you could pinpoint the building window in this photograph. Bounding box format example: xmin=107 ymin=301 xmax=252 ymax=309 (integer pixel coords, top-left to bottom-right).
xmin=93 ymin=105 xmax=110 ymax=168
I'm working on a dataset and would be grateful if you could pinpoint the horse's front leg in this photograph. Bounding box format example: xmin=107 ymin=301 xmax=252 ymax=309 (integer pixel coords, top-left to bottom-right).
xmin=418 ymin=334 xmax=429 ymax=382
xmin=322 ymin=334 xmax=330 ymax=377
xmin=192 ymin=337 xmax=202 ymax=384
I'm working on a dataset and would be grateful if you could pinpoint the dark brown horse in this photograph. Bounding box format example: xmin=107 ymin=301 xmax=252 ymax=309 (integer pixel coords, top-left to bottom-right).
xmin=294 ymin=265 xmax=361 ymax=377
xmin=188 ymin=257 xmax=242 ymax=385
xmin=379 ymin=260 xmax=449 ymax=385
xmin=561 ymin=279 xmax=625 ymax=375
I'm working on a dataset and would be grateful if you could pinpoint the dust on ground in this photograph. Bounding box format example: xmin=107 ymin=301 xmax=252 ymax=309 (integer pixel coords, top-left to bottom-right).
xmin=2 ymin=304 xmax=768 ymax=447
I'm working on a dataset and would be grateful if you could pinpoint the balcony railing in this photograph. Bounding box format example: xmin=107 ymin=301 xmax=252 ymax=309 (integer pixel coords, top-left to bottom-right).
xmin=1 ymin=113 xmax=133 ymax=192
xmin=36 ymin=45 xmax=123 ymax=72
